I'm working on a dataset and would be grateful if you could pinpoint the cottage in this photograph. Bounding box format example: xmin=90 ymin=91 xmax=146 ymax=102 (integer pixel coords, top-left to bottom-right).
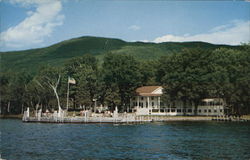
xmin=131 ymin=86 xmax=225 ymax=116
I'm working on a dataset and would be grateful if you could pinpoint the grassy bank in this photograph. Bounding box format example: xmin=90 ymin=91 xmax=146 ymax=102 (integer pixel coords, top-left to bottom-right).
xmin=242 ymin=115 xmax=250 ymax=120
xmin=0 ymin=114 xmax=23 ymax=119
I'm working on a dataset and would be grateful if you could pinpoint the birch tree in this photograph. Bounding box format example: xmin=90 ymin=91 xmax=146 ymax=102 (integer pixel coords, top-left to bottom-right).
xmin=35 ymin=66 xmax=63 ymax=111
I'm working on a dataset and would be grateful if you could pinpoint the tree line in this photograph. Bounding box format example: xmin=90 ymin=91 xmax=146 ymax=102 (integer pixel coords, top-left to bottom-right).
xmin=0 ymin=45 xmax=249 ymax=115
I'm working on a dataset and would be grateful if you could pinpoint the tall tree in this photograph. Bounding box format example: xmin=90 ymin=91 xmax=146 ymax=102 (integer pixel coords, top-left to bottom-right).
xmin=211 ymin=46 xmax=250 ymax=115
xmin=63 ymin=54 xmax=99 ymax=110
xmin=158 ymin=48 xmax=216 ymax=115
xmin=74 ymin=65 xmax=98 ymax=109
xmin=139 ymin=60 xmax=158 ymax=86
xmin=0 ymin=71 xmax=32 ymax=114
xmin=102 ymin=53 xmax=142 ymax=111
xmin=35 ymin=66 xmax=63 ymax=111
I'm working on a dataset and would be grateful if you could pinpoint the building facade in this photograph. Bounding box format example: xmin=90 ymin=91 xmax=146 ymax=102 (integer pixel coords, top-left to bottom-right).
xmin=131 ymin=86 xmax=225 ymax=116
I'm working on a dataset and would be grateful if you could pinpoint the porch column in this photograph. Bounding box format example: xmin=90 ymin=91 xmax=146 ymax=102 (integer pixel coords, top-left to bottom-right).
xmin=137 ymin=96 xmax=139 ymax=108
xmin=158 ymin=96 xmax=161 ymax=109
xmin=147 ymin=96 xmax=150 ymax=108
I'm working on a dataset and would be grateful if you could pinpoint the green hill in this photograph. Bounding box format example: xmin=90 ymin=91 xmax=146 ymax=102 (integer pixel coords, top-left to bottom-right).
xmin=0 ymin=36 xmax=239 ymax=74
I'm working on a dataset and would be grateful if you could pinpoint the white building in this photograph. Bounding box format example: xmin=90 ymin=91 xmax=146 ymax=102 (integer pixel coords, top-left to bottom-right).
xmin=131 ymin=86 xmax=225 ymax=116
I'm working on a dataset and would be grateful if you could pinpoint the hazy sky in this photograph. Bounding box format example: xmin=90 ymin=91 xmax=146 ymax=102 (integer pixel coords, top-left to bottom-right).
xmin=0 ymin=0 xmax=249 ymax=51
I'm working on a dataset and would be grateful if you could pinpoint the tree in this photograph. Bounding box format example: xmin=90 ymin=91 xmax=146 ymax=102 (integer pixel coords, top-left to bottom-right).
xmin=139 ymin=60 xmax=158 ymax=86
xmin=103 ymin=84 xmax=121 ymax=110
xmin=25 ymin=79 xmax=52 ymax=112
xmin=158 ymin=48 xmax=216 ymax=115
xmin=74 ymin=65 xmax=98 ymax=109
xmin=158 ymin=45 xmax=250 ymax=115
xmin=0 ymin=71 xmax=32 ymax=114
xmin=64 ymin=54 xmax=98 ymax=76
xmin=211 ymin=46 xmax=250 ymax=115
xmin=63 ymin=54 xmax=99 ymax=110
xmin=0 ymin=72 xmax=12 ymax=114
xmin=35 ymin=66 xmax=63 ymax=111
xmin=102 ymin=53 xmax=142 ymax=111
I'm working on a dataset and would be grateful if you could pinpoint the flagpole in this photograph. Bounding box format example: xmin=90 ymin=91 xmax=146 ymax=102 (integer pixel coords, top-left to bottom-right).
xmin=66 ymin=77 xmax=70 ymax=111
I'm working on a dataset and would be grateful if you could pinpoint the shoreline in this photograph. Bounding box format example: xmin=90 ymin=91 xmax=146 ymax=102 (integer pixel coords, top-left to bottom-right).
xmin=2 ymin=114 xmax=250 ymax=122
xmin=0 ymin=114 xmax=23 ymax=119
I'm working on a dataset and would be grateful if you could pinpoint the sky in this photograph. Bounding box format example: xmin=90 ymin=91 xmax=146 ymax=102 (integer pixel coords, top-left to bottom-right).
xmin=0 ymin=0 xmax=249 ymax=51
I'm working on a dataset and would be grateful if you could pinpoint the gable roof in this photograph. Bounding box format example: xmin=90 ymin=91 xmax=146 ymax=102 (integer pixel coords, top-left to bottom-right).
xmin=136 ymin=86 xmax=163 ymax=96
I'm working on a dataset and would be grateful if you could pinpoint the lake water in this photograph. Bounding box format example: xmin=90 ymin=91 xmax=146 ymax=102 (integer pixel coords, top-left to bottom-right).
xmin=0 ymin=119 xmax=250 ymax=160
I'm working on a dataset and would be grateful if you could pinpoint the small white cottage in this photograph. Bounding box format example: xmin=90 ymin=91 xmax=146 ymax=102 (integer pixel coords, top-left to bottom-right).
xmin=131 ymin=86 xmax=225 ymax=116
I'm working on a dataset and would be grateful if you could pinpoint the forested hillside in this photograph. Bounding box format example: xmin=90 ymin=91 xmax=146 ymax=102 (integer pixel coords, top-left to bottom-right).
xmin=0 ymin=36 xmax=238 ymax=74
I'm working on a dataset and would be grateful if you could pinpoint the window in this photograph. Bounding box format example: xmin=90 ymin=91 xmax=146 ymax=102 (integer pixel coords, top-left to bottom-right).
xmin=204 ymin=109 xmax=207 ymax=113
xmin=220 ymin=109 xmax=223 ymax=112
xmin=152 ymin=109 xmax=158 ymax=112
xmin=188 ymin=109 xmax=192 ymax=113
xmin=171 ymin=109 xmax=176 ymax=112
xmin=214 ymin=101 xmax=219 ymax=105
xmin=139 ymin=102 xmax=143 ymax=107
xmin=198 ymin=109 xmax=201 ymax=113
xmin=214 ymin=110 xmax=217 ymax=113
xmin=132 ymin=97 xmax=135 ymax=100
xmin=151 ymin=97 xmax=154 ymax=100
xmin=152 ymin=102 xmax=154 ymax=106
xmin=208 ymin=109 xmax=211 ymax=113
xmin=167 ymin=109 xmax=170 ymax=112
xmin=177 ymin=109 xmax=182 ymax=113
xmin=146 ymin=102 xmax=148 ymax=107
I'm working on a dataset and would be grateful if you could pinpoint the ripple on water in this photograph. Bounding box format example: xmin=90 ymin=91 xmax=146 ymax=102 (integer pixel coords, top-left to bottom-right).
xmin=0 ymin=120 xmax=250 ymax=160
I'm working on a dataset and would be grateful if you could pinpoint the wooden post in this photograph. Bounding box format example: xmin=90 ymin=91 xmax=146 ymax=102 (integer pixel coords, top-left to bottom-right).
xmin=7 ymin=101 xmax=10 ymax=113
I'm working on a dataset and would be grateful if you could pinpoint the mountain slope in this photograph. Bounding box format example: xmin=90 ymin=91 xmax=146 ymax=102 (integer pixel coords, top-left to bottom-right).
xmin=0 ymin=36 xmax=239 ymax=74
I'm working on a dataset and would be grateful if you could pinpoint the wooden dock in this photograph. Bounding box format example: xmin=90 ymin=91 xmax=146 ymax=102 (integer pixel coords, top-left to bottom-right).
xmin=22 ymin=108 xmax=250 ymax=124
xmin=22 ymin=115 xmax=152 ymax=124
xmin=22 ymin=113 xmax=249 ymax=124
xmin=23 ymin=115 xmax=213 ymax=124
